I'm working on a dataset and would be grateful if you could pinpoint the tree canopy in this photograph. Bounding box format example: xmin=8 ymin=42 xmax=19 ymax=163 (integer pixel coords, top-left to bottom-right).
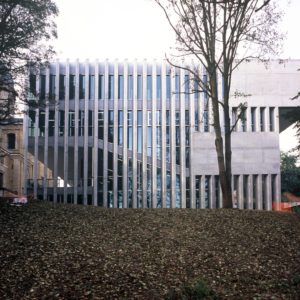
xmin=281 ymin=152 xmax=300 ymax=195
xmin=0 ymin=0 xmax=58 ymax=119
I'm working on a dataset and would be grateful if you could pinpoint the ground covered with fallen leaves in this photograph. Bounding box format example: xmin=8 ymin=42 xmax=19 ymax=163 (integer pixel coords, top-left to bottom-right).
xmin=0 ymin=200 xmax=300 ymax=299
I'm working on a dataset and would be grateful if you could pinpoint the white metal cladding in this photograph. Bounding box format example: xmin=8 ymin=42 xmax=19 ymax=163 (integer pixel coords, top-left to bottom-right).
xmin=23 ymin=59 xmax=299 ymax=210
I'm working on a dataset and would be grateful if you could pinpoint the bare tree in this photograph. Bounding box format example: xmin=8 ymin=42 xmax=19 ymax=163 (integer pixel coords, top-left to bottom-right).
xmin=155 ymin=0 xmax=283 ymax=208
xmin=0 ymin=0 xmax=58 ymax=120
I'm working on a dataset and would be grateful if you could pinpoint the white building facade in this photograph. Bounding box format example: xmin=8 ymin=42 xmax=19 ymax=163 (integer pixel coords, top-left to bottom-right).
xmin=23 ymin=59 xmax=300 ymax=209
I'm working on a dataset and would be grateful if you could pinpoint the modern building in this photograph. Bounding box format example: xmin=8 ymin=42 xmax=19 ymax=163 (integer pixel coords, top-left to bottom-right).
xmin=23 ymin=59 xmax=300 ymax=209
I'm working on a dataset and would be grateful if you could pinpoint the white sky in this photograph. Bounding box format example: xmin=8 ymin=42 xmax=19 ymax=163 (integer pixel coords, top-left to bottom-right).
xmin=53 ymin=0 xmax=300 ymax=151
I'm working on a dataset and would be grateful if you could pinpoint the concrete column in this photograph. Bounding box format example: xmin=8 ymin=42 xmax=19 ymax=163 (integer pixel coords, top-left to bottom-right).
xmin=219 ymin=179 xmax=223 ymax=208
xmin=238 ymin=175 xmax=244 ymax=209
xmin=189 ymin=69 xmax=195 ymax=208
xmin=73 ymin=60 xmax=80 ymax=204
xmin=257 ymin=174 xmax=263 ymax=210
xmin=93 ymin=60 xmax=99 ymax=206
xmin=53 ymin=60 xmax=59 ymax=203
xmin=151 ymin=60 xmax=157 ymax=208
xmin=209 ymin=175 xmax=215 ymax=208
xmin=170 ymin=67 xmax=176 ymax=208
xmin=122 ymin=60 xmax=128 ymax=208
xmin=179 ymin=67 xmax=186 ymax=208
xmin=43 ymin=67 xmax=50 ymax=201
xmin=83 ymin=60 xmax=89 ymax=205
xmin=200 ymin=175 xmax=205 ymax=209
xmin=266 ymin=174 xmax=272 ymax=211
xmin=248 ymin=175 xmax=253 ymax=209
xmin=265 ymin=106 xmax=270 ymax=133
xmin=161 ymin=61 xmax=167 ymax=208
xmin=113 ymin=60 xmax=119 ymax=208
xmin=103 ymin=60 xmax=109 ymax=207
xmin=142 ymin=60 xmax=148 ymax=208
xmin=275 ymin=173 xmax=281 ymax=204
xmin=63 ymin=60 xmax=70 ymax=204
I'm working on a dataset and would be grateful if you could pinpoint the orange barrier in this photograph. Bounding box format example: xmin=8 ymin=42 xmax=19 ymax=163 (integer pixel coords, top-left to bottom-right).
xmin=273 ymin=202 xmax=292 ymax=212
xmin=273 ymin=201 xmax=300 ymax=212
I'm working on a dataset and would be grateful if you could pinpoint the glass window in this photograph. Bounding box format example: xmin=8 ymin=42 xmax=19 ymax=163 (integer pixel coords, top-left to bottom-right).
xmin=147 ymin=111 xmax=152 ymax=126
xmin=98 ymin=111 xmax=104 ymax=139
xmin=118 ymin=75 xmax=124 ymax=100
xmin=49 ymin=75 xmax=55 ymax=100
xmin=69 ymin=75 xmax=75 ymax=100
xmin=40 ymin=75 xmax=46 ymax=100
xmin=251 ymin=107 xmax=256 ymax=132
xmin=59 ymin=75 xmax=65 ymax=100
xmin=79 ymin=75 xmax=85 ymax=99
xmin=166 ymin=75 xmax=171 ymax=100
xmin=137 ymin=75 xmax=142 ymax=100
xmin=108 ymin=75 xmax=114 ymax=99
xmin=175 ymin=74 xmax=180 ymax=100
xmin=205 ymin=175 xmax=210 ymax=208
xmin=89 ymin=75 xmax=95 ymax=100
xmin=7 ymin=133 xmax=16 ymax=149
xmin=118 ymin=111 xmax=123 ymax=146
xmin=156 ymin=75 xmax=161 ymax=100
xmin=232 ymin=107 xmax=238 ymax=131
xmin=108 ymin=110 xmax=114 ymax=143
xmin=147 ymin=75 xmax=152 ymax=101
xmin=128 ymin=75 xmax=133 ymax=100
xmin=269 ymin=107 xmax=275 ymax=132
xmin=98 ymin=75 xmax=104 ymax=100
xmin=195 ymin=175 xmax=201 ymax=208
xmin=185 ymin=74 xmax=189 ymax=101
xmin=156 ymin=110 xmax=161 ymax=126
xmin=137 ymin=110 xmax=142 ymax=126
xmin=128 ymin=111 xmax=133 ymax=126
xmin=29 ymin=74 xmax=36 ymax=97
xmin=260 ymin=107 xmax=265 ymax=132
xmin=137 ymin=128 xmax=142 ymax=153
xmin=176 ymin=174 xmax=181 ymax=208
xmin=128 ymin=127 xmax=133 ymax=150
xmin=194 ymin=77 xmax=199 ymax=100
xmin=242 ymin=108 xmax=247 ymax=132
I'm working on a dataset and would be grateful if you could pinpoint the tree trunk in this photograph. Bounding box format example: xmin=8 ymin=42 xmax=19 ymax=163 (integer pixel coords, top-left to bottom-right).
xmin=223 ymin=101 xmax=233 ymax=208
xmin=210 ymin=72 xmax=232 ymax=208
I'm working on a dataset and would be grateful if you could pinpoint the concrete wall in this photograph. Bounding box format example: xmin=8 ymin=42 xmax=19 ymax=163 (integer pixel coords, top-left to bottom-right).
xmin=191 ymin=132 xmax=280 ymax=175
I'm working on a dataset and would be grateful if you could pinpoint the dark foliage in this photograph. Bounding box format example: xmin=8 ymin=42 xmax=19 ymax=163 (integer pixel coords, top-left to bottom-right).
xmin=0 ymin=0 xmax=58 ymax=119
xmin=0 ymin=200 xmax=300 ymax=299
xmin=281 ymin=152 xmax=300 ymax=195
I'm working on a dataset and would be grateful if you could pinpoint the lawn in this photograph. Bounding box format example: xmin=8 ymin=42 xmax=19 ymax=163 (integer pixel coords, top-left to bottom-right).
xmin=0 ymin=200 xmax=300 ymax=299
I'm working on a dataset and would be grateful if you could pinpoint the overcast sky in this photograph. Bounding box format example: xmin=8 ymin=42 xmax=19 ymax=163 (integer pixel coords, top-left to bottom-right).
xmin=52 ymin=0 xmax=300 ymax=151
xmin=53 ymin=0 xmax=300 ymax=60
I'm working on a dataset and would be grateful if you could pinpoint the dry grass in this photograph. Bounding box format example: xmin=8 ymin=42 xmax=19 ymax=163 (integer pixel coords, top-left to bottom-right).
xmin=0 ymin=200 xmax=300 ymax=299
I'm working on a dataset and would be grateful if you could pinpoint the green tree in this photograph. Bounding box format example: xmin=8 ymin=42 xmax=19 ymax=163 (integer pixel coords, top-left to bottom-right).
xmin=155 ymin=0 xmax=283 ymax=208
xmin=0 ymin=0 xmax=58 ymax=120
xmin=281 ymin=152 xmax=300 ymax=195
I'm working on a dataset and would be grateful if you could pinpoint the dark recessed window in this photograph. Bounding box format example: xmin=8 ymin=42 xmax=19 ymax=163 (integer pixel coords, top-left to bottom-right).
xmin=7 ymin=133 xmax=16 ymax=149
